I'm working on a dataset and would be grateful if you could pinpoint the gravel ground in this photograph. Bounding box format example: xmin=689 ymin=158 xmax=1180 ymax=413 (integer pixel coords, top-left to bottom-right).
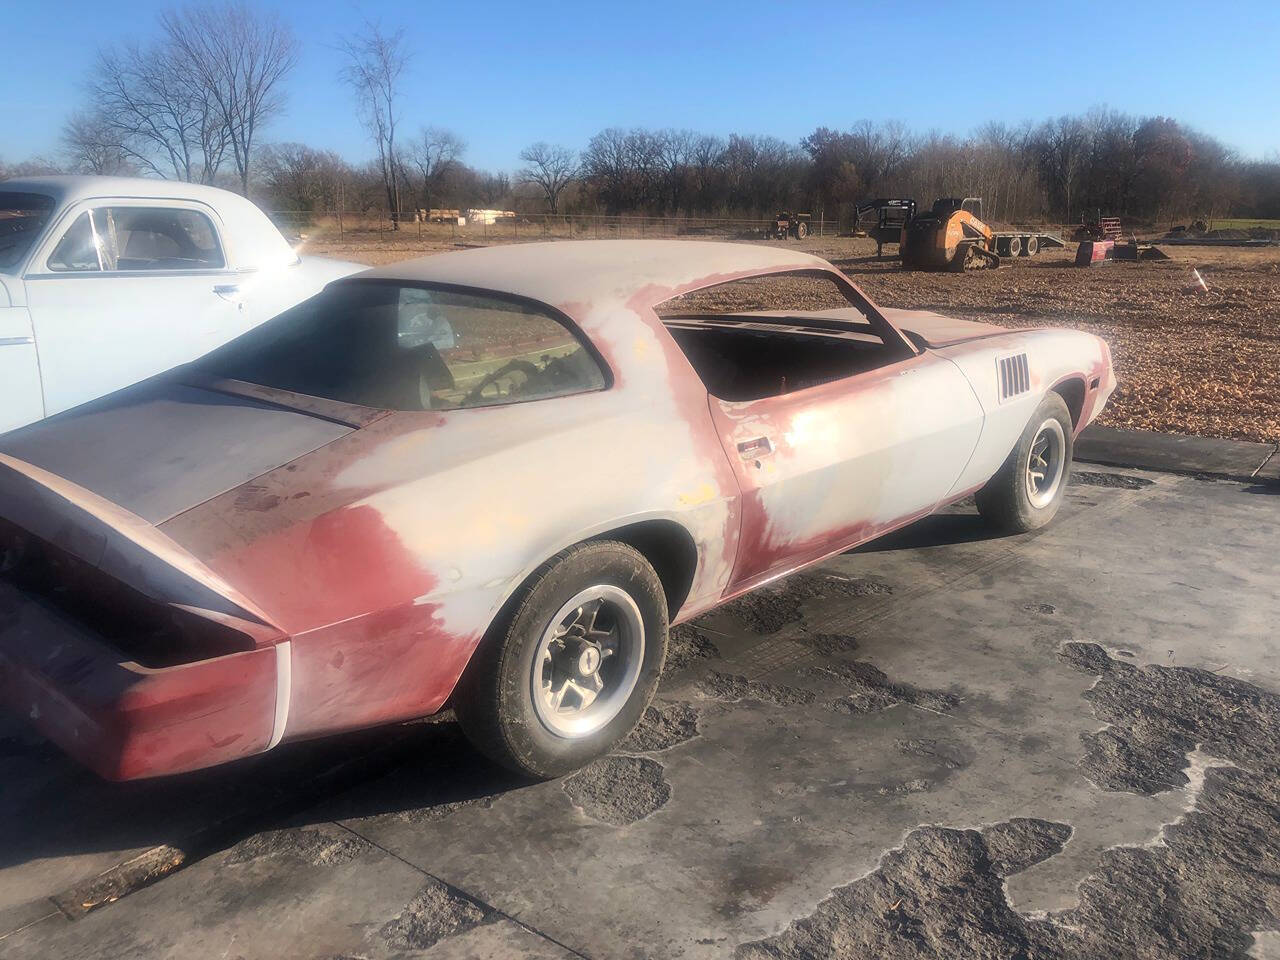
xmin=311 ymin=231 xmax=1280 ymax=444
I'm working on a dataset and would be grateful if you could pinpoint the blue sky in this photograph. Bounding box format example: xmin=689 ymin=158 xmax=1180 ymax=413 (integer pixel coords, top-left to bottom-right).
xmin=4 ymin=0 xmax=1278 ymax=172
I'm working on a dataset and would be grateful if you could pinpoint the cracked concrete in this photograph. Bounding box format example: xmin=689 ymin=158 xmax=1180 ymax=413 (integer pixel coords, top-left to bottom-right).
xmin=380 ymin=879 xmax=489 ymax=951
xmin=794 ymin=632 xmax=862 ymax=657
xmin=1061 ymin=641 xmax=1280 ymax=794
xmin=736 ymin=819 xmax=1072 ymax=959
xmin=620 ymin=702 xmax=701 ymax=753
xmin=720 ymin=574 xmax=893 ymax=635
xmin=814 ymin=660 xmax=959 ymax=714
xmin=225 ymin=827 xmax=368 ymax=867
xmin=562 ymin=755 xmax=672 ymax=826
xmin=665 ymin=623 xmax=721 ymax=671
xmin=4 ymin=470 xmax=1278 ymax=960
xmin=697 ymin=671 xmax=817 ymax=706
xmin=1070 ymin=470 xmax=1156 ymax=489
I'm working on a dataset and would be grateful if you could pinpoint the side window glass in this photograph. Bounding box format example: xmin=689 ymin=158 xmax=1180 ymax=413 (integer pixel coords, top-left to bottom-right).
xmin=47 ymin=207 xmax=225 ymax=272
xmin=48 ymin=212 xmax=102 ymax=272
xmin=112 ymin=207 xmax=224 ymax=270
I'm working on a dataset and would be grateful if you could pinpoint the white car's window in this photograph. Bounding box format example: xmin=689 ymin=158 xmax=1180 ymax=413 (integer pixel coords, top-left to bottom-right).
xmin=48 ymin=207 xmax=225 ymax=272
xmin=0 ymin=192 xmax=55 ymax=270
xmin=195 ymin=282 xmax=607 ymax=412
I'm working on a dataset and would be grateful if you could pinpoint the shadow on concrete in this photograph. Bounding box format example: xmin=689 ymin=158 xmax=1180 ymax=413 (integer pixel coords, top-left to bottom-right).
xmin=851 ymin=512 xmax=1012 ymax=554
xmin=0 ymin=719 xmax=525 ymax=886
xmin=1243 ymin=483 xmax=1280 ymax=495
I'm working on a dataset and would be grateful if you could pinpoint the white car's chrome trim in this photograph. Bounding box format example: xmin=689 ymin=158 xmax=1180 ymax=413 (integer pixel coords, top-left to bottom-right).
xmin=0 ymin=336 xmax=35 ymax=346
xmin=268 ymin=640 xmax=292 ymax=750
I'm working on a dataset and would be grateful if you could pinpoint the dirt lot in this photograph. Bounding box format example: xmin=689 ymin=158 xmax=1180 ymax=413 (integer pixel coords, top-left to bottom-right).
xmin=309 ymin=231 xmax=1280 ymax=444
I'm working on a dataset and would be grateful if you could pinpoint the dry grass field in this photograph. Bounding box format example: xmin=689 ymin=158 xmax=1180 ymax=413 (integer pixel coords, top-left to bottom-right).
xmin=306 ymin=229 xmax=1280 ymax=445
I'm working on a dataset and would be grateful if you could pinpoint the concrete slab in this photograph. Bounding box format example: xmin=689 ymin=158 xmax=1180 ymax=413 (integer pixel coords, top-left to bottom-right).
xmin=4 ymin=466 xmax=1278 ymax=958
xmin=0 ymin=819 xmax=576 ymax=959
xmin=1076 ymin=424 xmax=1277 ymax=481
xmin=0 ymin=721 xmax=416 ymax=933
xmin=1254 ymin=449 xmax=1280 ymax=484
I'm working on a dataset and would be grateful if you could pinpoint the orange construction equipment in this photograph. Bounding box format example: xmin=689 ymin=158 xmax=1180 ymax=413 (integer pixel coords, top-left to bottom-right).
xmin=901 ymin=198 xmax=999 ymax=270
xmin=899 ymin=197 xmax=1062 ymax=271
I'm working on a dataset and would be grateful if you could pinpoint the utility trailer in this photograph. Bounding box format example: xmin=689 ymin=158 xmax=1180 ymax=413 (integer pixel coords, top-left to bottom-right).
xmin=856 ymin=198 xmax=916 ymax=257
xmin=899 ymin=197 xmax=1065 ymax=270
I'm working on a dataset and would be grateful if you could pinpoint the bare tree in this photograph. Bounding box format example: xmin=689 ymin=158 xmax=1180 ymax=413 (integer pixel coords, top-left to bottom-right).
xmin=1034 ymin=116 xmax=1090 ymax=223
xmin=61 ymin=110 xmax=136 ymax=175
xmin=260 ymin=142 xmax=352 ymax=213
xmin=410 ymin=127 xmax=466 ymax=213
xmin=90 ymin=39 xmax=227 ymax=182
xmin=517 ymin=142 xmax=577 ymax=213
xmin=339 ymin=23 xmax=409 ymax=227
xmin=161 ymin=3 xmax=297 ymax=196
xmin=657 ymin=130 xmax=695 ymax=213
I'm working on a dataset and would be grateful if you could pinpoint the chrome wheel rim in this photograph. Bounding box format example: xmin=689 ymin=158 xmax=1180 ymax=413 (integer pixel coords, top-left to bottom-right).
xmin=1025 ymin=418 xmax=1066 ymax=509
xmin=531 ymin=585 xmax=645 ymax=739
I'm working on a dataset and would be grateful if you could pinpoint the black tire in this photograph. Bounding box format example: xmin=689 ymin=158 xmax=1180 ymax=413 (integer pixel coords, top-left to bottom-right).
xmin=795 ymin=221 xmax=808 ymax=239
xmin=1006 ymin=235 xmax=1023 ymax=257
xmin=1024 ymin=235 xmax=1039 ymax=256
xmin=975 ymin=393 xmax=1074 ymax=533
xmin=454 ymin=541 xmax=668 ymax=779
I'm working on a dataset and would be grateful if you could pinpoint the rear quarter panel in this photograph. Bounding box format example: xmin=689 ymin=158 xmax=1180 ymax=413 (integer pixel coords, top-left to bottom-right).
xmin=160 ymin=299 xmax=741 ymax=740
xmin=938 ymin=328 xmax=1113 ymax=495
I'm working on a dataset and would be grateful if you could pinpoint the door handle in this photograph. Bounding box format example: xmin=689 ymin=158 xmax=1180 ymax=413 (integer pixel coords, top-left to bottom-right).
xmin=213 ymin=283 xmax=241 ymax=301
xmin=737 ymin=436 xmax=773 ymax=460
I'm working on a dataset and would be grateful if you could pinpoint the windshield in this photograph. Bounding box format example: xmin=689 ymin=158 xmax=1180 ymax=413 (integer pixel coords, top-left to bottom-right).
xmin=0 ymin=192 xmax=55 ymax=271
xmin=193 ymin=281 xmax=607 ymax=412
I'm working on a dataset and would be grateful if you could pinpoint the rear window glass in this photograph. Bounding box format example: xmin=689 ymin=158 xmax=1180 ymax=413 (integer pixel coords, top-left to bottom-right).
xmin=195 ymin=282 xmax=607 ymax=412
xmin=0 ymin=192 xmax=55 ymax=270
xmin=656 ymin=270 xmax=868 ymax=321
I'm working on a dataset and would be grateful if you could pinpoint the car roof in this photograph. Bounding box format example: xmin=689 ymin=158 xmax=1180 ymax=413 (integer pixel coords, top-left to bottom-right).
xmin=3 ymin=175 xmax=243 ymax=206
xmin=1 ymin=175 xmax=298 ymax=271
xmin=354 ymin=240 xmax=834 ymax=314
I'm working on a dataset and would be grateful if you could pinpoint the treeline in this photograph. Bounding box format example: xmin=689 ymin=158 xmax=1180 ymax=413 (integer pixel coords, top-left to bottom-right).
xmin=246 ymin=116 xmax=1280 ymax=227
xmin=4 ymin=3 xmax=1278 ymax=227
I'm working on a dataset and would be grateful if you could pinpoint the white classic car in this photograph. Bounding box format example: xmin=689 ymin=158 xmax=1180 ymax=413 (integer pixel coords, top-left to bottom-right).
xmin=0 ymin=176 xmax=363 ymax=433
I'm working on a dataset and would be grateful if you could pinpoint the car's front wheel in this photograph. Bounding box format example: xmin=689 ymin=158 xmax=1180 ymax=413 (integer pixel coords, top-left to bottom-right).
xmin=976 ymin=393 xmax=1074 ymax=533
xmin=455 ymin=541 xmax=668 ymax=779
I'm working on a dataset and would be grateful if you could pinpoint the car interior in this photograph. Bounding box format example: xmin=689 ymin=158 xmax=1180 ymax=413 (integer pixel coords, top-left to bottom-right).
xmin=656 ymin=271 xmax=916 ymax=401
xmin=195 ymin=282 xmax=606 ymax=411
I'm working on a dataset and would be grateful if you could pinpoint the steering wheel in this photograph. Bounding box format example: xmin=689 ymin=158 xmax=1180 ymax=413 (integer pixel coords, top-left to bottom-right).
xmin=465 ymin=359 xmax=543 ymax=404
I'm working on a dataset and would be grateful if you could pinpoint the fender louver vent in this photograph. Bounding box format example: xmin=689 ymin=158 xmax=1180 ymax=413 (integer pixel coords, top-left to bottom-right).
xmin=999 ymin=353 xmax=1030 ymax=401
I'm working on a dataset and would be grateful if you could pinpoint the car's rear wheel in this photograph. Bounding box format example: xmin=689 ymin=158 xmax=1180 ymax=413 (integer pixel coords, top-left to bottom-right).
xmin=975 ymin=393 xmax=1073 ymax=533
xmin=455 ymin=541 xmax=668 ymax=778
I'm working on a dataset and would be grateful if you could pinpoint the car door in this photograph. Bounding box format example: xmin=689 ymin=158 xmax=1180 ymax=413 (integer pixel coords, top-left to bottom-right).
xmin=710 ymin=351 xmax=984 ymax=589
xmin=23 ymin=199 xmax=243 ymax=417
xmin=0 ymin=295 xmax=43 ymax=433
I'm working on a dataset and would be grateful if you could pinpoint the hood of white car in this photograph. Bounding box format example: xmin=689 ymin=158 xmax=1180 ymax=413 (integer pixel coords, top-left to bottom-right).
xmin=0 ymin=378 xmax=353 ymax=524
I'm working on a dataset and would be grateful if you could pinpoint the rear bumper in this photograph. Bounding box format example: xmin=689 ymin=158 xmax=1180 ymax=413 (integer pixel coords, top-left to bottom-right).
xmin=0 ymin=580 xmax=279 ymax=780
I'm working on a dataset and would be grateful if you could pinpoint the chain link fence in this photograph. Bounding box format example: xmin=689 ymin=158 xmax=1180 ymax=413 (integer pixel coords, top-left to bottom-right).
xmin=266 ymin=210 xmax=846 ymax=245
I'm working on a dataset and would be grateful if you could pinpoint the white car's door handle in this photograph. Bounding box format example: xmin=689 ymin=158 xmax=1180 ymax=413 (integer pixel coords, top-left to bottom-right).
xmin=213 ymin=283 xmax=241 ymax=301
